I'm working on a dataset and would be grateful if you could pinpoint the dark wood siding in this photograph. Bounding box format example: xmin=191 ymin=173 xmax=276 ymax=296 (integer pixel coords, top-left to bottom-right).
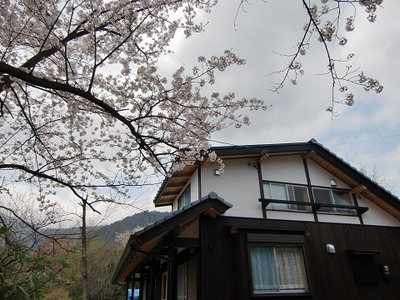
xmin=199 ymin=215 xmax=400 ymax=300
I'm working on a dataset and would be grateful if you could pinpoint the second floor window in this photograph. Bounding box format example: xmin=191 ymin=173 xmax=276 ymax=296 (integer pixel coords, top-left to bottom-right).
xmin=263 ymin=181 xmax=357 ymax=215
xmin=263 ymin=183 xmax=310 ymax=211
xmin=178 ymin=185 xmax=191 ymax=209
xmin=312 ymin=188 xmax=354 ymax=214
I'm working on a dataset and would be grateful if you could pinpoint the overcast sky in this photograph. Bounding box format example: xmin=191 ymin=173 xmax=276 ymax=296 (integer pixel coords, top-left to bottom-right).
xmin=156 ymin=0 xmax=400 ymax=198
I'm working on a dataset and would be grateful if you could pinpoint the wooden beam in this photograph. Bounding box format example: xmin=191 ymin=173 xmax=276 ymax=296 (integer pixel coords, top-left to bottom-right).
xmin=165 ymin=182 xmax=187 ymax=188
xmin=258 ymin=152 xmax=269 ymax=163
xmin=352 ymin=185 xmax=367 ymax=194
xmin=229 ymin=227 xmax=238 ymax=234
xmin=167 ymin=238 xmax=200 ymax=248
xmin=171 ymin=173 xmax=191 ymax=179
xmin=203 ymin=208 xmax=220 ymax=218
xmin=202 ymin=157 xmax=211 ymax=167
xmin=302 ymin=150 xmax=315 ymax=159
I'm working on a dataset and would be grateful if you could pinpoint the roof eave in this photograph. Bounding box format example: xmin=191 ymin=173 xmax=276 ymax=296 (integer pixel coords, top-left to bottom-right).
xmin=112 ymin=192 xmax=232 ymax=283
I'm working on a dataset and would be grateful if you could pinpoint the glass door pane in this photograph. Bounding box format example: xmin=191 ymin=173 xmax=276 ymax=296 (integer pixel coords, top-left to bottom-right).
xmin=270 ymin=184 xmax=288 ymax=210
xmin=332 ymin=190 xmax=354 ymax=214
xmin=288 ymin=186 xmax=310 ymax=211
xmin=313 ymin=188 xmax=333 ymax=212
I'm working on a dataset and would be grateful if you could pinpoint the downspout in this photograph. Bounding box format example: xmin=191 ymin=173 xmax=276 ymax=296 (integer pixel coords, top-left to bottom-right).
xmin=198 ymin=161 xmax=202 ymax=199
xmin=302 ymin=157 xmax=319 ymax=222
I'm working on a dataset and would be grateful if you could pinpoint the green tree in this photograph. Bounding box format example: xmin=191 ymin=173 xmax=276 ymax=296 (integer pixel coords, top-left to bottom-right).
xmin=45 ymin=235 xmax=125 ymax=300
xmin=0 ymin=226 xmax=70 ymax=300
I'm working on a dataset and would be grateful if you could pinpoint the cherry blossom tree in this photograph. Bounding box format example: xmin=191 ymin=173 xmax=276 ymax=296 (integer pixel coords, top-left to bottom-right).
xmin=0 ymin=2 xmax=267 ymax=297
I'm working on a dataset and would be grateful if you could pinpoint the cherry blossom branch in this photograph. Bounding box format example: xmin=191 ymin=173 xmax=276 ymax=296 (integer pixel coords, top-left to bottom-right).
xmin=0 ymin=204 xmax=70 ymax=249
xmin=0 ymin=61 xmax=167 ymax=173
xmin=264 ymin=0 xmax=383 ymax=114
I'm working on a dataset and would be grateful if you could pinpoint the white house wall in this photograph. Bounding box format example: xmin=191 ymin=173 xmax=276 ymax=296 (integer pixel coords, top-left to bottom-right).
xmin=260 ymin=155 xmax=308 ymax=185
xmin=358 ymin=195 xmax=400 ymax=226
xmin=265 ymin=210 xmax=315 ymax=222
xmin=201 ymin=158 xmax=262 ymax=218
xmin=170 ymin=154 xmax=400 ymax=227
xmin=190 ymin=169 xmax=199 ymax=200
xmin=306 ymin=159 xmax=348 ymax=188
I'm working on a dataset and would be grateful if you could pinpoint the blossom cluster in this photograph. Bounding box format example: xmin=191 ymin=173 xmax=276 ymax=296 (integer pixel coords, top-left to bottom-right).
xmin=268 ymin=0 xmax=383 ymax=113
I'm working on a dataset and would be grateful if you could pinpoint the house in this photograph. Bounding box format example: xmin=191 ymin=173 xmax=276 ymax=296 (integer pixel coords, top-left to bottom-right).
xmin=112 ymin=139 xmax=400 ymax=300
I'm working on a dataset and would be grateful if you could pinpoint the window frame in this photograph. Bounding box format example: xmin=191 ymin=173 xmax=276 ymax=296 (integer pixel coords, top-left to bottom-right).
xmin=262 ymin=181 xmax=359 ymax=216
xmin=161 ymin=271 xmax=168 ymax=300
xmin=247 ymin=234 xmax=310 ymax=296
xmin=347 ymin=251 xmax=380 ymax=286
xmin=263 ymin=182 xmax=311 ymax=212
xmin=312 ymin=187 xmax=356 ymax=215
xmin=177 ymin=185 xmax=191 ymax=210
xmin=177 ymin=262 xmax=188 ymax=300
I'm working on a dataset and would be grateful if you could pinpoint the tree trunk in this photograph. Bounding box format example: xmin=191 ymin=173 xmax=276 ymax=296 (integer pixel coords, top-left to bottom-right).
xmin=81 ymin=200 xmax=88 ymax=300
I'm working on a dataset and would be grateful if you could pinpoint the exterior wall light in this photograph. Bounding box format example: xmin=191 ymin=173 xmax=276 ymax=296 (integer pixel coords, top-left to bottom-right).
xmin=326 ymin=244 xmax=336 ymax=254
xmin=330 ymin=179 xmax=337 ymax=186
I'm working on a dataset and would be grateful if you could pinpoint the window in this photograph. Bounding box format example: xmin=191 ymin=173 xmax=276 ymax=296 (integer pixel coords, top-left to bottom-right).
xmin=127 ymin=274 xmax=141 ymax=300
xmin=161 ymin=272 xmax=167 ymax=300
xmin=347 ymin=252 xmax=379 ymax=286
xmin=248 ymin=234 xmax=309 ymax=295
xmin=312 ymin=188 xmax=354 ymax=214
xmin=177 ymin=263 xmax=188 ymax=300
xmin=263 ymin=183 xmax=310 ymax=211
xmin=178 ymin=185 xmax=191 ymax=209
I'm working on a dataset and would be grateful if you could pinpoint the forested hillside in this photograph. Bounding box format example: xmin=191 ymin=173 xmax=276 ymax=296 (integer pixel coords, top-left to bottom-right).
xmin=0 ymin=210 xmax=170 ymax=300
xmin=96 ymin=210 xmax=170 ymax=242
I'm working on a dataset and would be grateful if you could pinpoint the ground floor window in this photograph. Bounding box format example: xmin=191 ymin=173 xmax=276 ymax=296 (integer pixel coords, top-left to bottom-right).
xmin=347 ymin=251 xmax=380 ymax=286
xmin=161 ymin=272 xmax=168 ymax=300
xmin=247 ymin=234 xmax=309 ymax=295
xmin=177 ymin=263 xmax=188 ymax=300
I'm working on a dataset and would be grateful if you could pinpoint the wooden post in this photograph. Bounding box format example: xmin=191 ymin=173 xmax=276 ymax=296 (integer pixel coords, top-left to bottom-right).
xmin=167 ymin=247 xmax=177 ymax=300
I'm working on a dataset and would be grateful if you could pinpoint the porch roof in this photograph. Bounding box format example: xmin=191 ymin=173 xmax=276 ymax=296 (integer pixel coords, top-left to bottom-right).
xmin=112 ymin=192 xmax=232 ymax=283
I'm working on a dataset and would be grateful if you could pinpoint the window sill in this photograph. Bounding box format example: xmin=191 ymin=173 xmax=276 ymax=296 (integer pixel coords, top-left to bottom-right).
xmin=252 ymin=291 xmax=311 ymax=298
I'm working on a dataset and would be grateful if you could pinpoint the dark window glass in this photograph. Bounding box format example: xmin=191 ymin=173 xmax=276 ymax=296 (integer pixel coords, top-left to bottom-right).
xmin=312 ymin=188 xmax=332 ymax=212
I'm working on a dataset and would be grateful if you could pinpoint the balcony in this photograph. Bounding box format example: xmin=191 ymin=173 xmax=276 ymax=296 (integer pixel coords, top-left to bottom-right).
xmin=259 ymin=198 xmax=369 ymax=216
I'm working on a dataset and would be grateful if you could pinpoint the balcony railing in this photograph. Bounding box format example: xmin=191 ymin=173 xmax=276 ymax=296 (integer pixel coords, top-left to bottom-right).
xmin=259 ymin=198 xmax=369 ymax=215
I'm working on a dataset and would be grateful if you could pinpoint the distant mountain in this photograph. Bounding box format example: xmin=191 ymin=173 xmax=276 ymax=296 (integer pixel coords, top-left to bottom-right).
xmin=95 ymin=210 xmax=170 ymax=243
